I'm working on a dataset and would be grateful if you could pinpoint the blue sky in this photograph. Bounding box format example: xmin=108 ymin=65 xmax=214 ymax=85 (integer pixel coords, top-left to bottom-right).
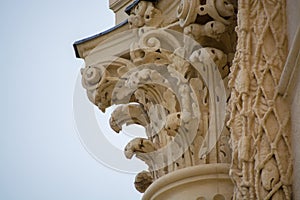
xmin=0 ymin=0 xmax=142 ymax=199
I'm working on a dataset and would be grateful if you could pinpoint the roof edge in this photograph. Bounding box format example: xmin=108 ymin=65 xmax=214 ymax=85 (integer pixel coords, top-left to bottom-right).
xmin=73 ymin=19 xmax=128 ymax=58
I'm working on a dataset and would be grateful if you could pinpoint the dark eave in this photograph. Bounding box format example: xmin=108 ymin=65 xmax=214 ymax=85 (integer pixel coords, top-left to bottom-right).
xmin=73 ymin=20 xmax=128 ymax=58
xmin=125 ymin=0 xmax=159 ymax=15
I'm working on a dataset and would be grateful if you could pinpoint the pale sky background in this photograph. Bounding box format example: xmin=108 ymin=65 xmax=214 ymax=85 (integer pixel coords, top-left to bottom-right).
xmin=0 ymin=0 xmax=143 ymax=199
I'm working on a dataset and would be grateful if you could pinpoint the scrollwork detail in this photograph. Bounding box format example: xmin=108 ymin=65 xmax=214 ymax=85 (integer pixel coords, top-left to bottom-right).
xmin=177 ymin=0 xmax=236 ymax=28
xmin=128 ymin=1 xmax=163 ymax=29
xmin=79 ymin=1 xmax=238 ymax=193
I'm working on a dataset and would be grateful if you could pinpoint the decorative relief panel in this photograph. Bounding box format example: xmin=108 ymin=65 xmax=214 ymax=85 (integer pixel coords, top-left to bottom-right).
xmin=227 ymin=0 xmax=293 ymax=199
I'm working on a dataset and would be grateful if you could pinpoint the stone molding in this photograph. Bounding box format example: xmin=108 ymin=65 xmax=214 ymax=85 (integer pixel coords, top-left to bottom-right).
xmin=142 ymin=164 xmax=233 ymax=200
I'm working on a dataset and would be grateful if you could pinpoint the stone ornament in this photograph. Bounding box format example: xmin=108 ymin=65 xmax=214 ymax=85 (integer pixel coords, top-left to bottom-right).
xmin=79 ymin=0 xmax=292 ymax=199
xmin=177 ymin=0 xmax=236 ymax=27
xmin=128 ymin=1 xmax=163 ymax=28
xmin=80 ymin=0 xmax=238 ymax=195
xmin=227 ymin=0 xmax=293 ymax=199
xmin=75 ymin=0 xmax=296 ymax=198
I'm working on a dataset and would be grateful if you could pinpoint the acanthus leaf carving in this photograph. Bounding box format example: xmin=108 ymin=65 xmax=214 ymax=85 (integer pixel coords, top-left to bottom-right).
xmin=177 ymin=0 xmax=236 ymax=27
xmin=109 ymin=104 xmax=149 ymax=133
xmin=184 ymin=21 xmax=226 ymax=41
xmin=124 ymin=137 xmax=158 ymax=160
xmin=134 ymin=171 xmax=153 ymax=193
xmin=80 ymin=0 xmax=238 ymax=194
xmin=128 ymin=1 xmax=163 ymax=29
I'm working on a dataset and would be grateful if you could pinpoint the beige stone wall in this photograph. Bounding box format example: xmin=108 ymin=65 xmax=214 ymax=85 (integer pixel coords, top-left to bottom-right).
xmin=283 ymin=27 xmax=300 ymax=198
xmin=291 ymin=75 xmax=300 ymax=200
xmin=287 ymin=0 xmax=300 ymax=49
xmin=286 ymin=25 xmax=300 ymax=199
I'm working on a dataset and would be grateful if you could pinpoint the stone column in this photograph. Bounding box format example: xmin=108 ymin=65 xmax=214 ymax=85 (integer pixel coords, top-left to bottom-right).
xmin=227 ymin=0 xmax=293 ymax=199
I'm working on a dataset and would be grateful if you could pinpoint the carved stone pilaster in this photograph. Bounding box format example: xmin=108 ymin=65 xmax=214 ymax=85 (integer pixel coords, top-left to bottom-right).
xmin=227 ymin=0 xmax=293 ymax=199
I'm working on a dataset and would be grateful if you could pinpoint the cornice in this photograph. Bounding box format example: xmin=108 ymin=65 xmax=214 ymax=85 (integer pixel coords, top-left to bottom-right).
xmin=73 ymin=20 xmax=128 ymax=58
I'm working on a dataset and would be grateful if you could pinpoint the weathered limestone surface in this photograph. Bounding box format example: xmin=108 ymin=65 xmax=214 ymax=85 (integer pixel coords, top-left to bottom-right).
xmin=279 ymin=25 xmax=300 ymax=200
xmin=291 ymin=72 xmax=300 ymax=200
xmin=78 ymin=0 xmax=237 ymax=198
xmin=228 ymin=0 xmax=293 ymax=199
xmin=286 ymin=0 xmax=300 ymax=49
xmin=142 ymin=164 xmax=233 ymax=200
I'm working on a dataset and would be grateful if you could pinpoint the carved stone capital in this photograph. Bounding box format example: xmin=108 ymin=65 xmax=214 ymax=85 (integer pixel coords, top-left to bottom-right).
xmin=77 ymin=0 xmax=238 ymax=195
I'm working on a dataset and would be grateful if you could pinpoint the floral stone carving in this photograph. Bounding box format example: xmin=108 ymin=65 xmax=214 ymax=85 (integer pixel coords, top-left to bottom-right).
xmin=79 ymin=0 xmax=240 ymax=197
xmin=80 ymin=0 xmax=238 ymax=194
